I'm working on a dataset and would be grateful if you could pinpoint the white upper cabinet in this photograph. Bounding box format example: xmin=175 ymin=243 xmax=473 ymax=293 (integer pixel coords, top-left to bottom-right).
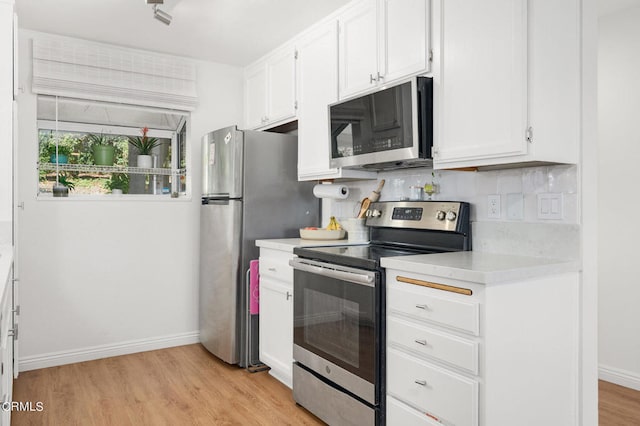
xmin=383 ymin=0 xmax=430 ymax=83
xmin=244 ymin=45 xmax=296 ymax=130
xmin=432 ymin=0 xmax=579 ymax=169
xmin=244 ymin=63 xmax=268 ymax=130
xmin=338 ymin=1 xmax=379 ymax=98
xmin=296 ymin=21 xmax=376 ymax=181
xmin=339 ymin=0 xmax=431 ymax=99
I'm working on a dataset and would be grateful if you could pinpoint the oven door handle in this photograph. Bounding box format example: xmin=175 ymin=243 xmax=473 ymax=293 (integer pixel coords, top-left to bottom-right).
xmin=289 ymin=258 xmax=376 ymax=287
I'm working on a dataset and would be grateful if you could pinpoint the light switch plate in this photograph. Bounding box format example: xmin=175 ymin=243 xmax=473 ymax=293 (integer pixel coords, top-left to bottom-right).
xmin=487 ymin=195 xmax=501 ymax=219
xmin=537 ymin=193 xmax=563 ymax=220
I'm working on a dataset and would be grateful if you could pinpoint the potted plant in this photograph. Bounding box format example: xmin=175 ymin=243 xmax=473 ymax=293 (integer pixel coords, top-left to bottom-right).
xmin=104 ymin=173 xmax=129 ymax=195
xmin=128 ymin=127 xmax=160 ymax=168
xmin=53 ymin=173 xmax=75 ymax=197
xmin=46 ymin=143 xmax=72 ymax=164
xmin=88 ymin=134 xmax=115 ymax=166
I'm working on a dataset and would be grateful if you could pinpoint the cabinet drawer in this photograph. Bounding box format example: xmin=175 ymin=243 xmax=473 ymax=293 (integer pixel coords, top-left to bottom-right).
xmin=387 ymin=396 xmax=442 ymax=426
xmin=387 ymin=348 xmax=478 ymax=426
xmin=388 ymin=281 xmax=480 ymax=336
xmin=387 ymin=317 xmax=478 ymax=375
xmin=259 ymin=253 xmax=293 ymax=283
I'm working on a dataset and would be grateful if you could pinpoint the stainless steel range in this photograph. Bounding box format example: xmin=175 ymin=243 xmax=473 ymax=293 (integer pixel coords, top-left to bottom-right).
xmin=290 ymin=201 xmax=471 ymax=426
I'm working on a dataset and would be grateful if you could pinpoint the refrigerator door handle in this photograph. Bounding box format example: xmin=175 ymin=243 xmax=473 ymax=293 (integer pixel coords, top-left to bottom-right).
xmin=203 ymin=198 xmax=231 ymax=205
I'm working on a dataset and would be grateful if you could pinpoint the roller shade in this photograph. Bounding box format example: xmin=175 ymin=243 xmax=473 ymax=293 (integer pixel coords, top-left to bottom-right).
xmin=32 ymin=35 xmax=198 ymax=111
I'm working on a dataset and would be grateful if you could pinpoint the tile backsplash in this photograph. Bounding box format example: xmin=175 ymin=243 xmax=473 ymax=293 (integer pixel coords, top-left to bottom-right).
xmin=327 ymin=164 xmax=578 ymax=224
xmin=323 ymin=164 xmax=579 ymax=259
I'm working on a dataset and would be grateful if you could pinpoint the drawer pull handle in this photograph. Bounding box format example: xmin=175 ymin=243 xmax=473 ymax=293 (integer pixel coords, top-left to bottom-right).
xmin=414 ymin=379 xmax=427 ymax=386
xmin=268 ymin=267 xmax=276 ymax=272
xmin=414 ymin=339 xmax=427 ymax=346
xmin=286 ymin=291 xmax=292 ymax=301
xmin=398 ymin=276 xmax=473 ymax=296
xmin=415 ymin=304 xmax=429 ymax=310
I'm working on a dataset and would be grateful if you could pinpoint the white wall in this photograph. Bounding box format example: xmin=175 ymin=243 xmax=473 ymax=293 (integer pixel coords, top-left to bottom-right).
xmin=598 ymin=6 xmax=640 ymax=390
xmin=15 ymin=30 xmax=244 ymax=370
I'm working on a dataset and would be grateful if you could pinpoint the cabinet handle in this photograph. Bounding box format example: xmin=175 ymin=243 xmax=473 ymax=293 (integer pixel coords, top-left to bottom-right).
xmin=286 ymin=291 xmax=292 ymax=301
xmin=414 ymin=339 xmax=427 ymax=346
xmin=8 ymin=325 xmax=18 ymax=340
xmin=369 ymin=73 xmax=376 ymax=84
xmin=414 ymin=379 xmax=427 ymax=386
xmin=376 ymin=71 xmax=384 ymax=81
xmin=415 ymin=304 xmax=429 ymax=310
xmin=268 ymin=267 xmax=276 ymax=272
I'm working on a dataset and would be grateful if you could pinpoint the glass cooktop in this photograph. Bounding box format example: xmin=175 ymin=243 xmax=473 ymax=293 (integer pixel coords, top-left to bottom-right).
xmin=293 ymin=244 xmax=440 ymax=271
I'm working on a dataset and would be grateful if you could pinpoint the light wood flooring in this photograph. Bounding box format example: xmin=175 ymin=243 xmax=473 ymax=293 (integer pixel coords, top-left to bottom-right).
xmin=11 ymin=344 xmax=640 ymax=425
xmin=599 ymin=380 xmax=640 ymax=426
xmin=12 ymin=344 xmax=323 ymax=426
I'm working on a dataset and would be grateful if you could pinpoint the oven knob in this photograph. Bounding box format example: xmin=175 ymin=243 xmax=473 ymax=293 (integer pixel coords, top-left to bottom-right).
xmin=371 ymin=209 xmax=382 ymax=218
xmin=446 ymin=211 xmax=457 ymax=221
xmin=436 ymin=210 xmax=446 ymax=221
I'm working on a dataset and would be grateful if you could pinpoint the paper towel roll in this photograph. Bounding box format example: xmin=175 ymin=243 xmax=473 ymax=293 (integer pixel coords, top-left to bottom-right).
xmin=313 ymin=184 xmax=349 ymax=199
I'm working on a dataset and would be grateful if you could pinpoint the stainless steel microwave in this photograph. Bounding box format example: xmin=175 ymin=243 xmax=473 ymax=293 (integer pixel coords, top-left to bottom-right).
xmin=329 ymin=76 xmax=433 ymax=170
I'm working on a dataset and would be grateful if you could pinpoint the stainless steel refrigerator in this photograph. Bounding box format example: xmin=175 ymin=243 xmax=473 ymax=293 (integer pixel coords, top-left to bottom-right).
xmin=199 ymin=125 xmax=319 ymax=367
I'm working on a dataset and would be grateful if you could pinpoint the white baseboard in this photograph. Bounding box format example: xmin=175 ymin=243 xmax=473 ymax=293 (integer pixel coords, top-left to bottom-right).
xmin=599 ymin=364 xmax=640 ymax=391
xmin=19 ymin=331 xmax=200 ymax=372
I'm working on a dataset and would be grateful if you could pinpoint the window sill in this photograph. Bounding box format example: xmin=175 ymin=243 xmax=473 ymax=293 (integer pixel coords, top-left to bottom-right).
xmin=36 ymin=193 xmax=192 ymax=202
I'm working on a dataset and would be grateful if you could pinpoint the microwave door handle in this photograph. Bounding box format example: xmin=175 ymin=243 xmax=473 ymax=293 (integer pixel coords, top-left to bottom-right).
xmin=289 ymin=258 xmax=375 ymax=287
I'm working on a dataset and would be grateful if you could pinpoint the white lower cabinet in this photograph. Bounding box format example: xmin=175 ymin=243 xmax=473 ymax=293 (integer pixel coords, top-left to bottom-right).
xmin=0 ymin=264 xmax=13 ymax=426
xmin=387 ymin=275 xmax=479 ymax=426
xmin=386 ymin=268 xmax=579 ymax=426
xmin=387 ymin=396 xmax=442 ymax=426
xmin=258 ymin=248 xmax=294 ymax=388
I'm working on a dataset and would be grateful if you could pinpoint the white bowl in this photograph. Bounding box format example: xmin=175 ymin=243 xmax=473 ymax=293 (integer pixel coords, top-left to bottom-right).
xmin=299 ymin=228 xmax=346 ymax=240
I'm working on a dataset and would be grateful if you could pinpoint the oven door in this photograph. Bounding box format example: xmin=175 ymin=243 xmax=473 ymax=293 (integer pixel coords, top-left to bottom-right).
xmin=290 ymin=257 xmax=380 ymax=405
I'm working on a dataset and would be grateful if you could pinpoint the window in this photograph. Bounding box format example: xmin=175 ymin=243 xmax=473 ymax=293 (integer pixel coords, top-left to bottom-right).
xmin=37 ymin=96 xmax=189 ymax=198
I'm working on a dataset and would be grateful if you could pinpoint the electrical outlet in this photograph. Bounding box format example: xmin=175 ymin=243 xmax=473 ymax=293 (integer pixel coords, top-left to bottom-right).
xmin=488 ymin=195 xmax=501 ymax=219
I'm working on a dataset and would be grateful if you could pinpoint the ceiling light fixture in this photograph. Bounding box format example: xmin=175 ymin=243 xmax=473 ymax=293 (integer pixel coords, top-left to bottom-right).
xmin=152 ymin=4 xmax=172 ymax=25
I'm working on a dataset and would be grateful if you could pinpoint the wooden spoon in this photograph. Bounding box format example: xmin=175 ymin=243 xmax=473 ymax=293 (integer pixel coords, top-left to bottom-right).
xmin=357 ymin=197 xmax=371 ymax=219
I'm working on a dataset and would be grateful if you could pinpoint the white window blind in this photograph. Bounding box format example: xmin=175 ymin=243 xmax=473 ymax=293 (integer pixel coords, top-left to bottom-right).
xmin=32 ymin=35 xmax=198 ymax=111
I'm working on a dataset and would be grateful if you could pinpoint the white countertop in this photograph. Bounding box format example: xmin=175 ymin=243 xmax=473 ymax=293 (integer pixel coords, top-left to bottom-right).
xmin=381 ymin=251 xmax=580 ymax=284
xmin=256 ymin=238 xmax=366 ymax=253
xmin=0 ymin=244 xmax=14 ymax=293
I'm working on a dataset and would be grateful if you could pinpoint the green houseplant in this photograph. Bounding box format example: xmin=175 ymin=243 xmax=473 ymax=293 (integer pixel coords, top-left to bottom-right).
xmin=46 ymin=143 xmax=72 ymax=164
xmin=128 ymin=127 xmax=160 ymax=168
xmin=88 ymin=134 xmax=116 ymax=166
xmin=53 ymin=173 xmax=75 ymax=197
xmin=104 ymin=173 xmax=129 ymax=194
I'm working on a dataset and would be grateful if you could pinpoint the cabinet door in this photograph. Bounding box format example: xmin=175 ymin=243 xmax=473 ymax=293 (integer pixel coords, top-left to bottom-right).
xmin=1 ymin=271 xmax=13 ymax=426
xmin=433 ymin=0 xmax=528 ymax=166
xmin=296 ymin=22 xmax=340 ymax=180
xmin=382 ymin=0 xmax=430 ymax=83
xmin=266 ymin=47 xmax=296 ymax=124
xmin=259 ymin=277 xmax=293 ymax=387
xmin=338 ymin=0 xmax=379 ymax=99
xmin=244 ymin=62 xmax=268 ymax=129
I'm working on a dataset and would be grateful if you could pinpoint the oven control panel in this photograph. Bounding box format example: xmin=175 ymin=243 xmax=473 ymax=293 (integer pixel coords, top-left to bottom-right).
xmin=366 ymin=201 xmax=470 ymax=232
